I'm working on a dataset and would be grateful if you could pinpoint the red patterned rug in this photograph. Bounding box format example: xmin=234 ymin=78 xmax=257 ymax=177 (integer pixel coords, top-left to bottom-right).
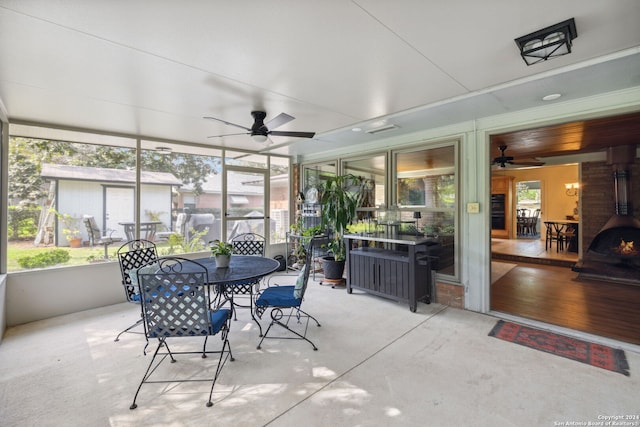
xmin=489 ymin=320 xmax=630 ymax=376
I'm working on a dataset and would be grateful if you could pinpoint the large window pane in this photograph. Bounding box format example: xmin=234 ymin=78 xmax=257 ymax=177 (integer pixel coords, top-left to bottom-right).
xmin=270 ymin=156 xmax=290 ymax=244
xmin=302 ymin=162 xmax=336 ymax=196
xmin=7 ymin=128 xmax=136 ymax=271
xmin=343 ymin=154 xmax=386 ymax=217
xmin=140 ymin=141 xmax=222 ymax=255
xmin=7 ymin=125 xmax=288 ymax=271
xmin=394 ymin=144 xmax=457 ymax=277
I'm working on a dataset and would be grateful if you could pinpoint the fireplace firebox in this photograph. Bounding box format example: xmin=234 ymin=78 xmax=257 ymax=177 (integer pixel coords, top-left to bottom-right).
xmin=573 ymin=145 xmax=640 ymax=284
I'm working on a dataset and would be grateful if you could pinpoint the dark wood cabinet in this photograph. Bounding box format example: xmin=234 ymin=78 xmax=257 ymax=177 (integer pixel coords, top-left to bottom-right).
xmin=491 ymin=176 xmax=514 ymax=238
xmin=344 ymin=234 xmax=437 ymax=312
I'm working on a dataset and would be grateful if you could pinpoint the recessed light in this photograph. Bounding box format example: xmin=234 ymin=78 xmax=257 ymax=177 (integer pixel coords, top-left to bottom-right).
xmin=351 ymin=127 xmax=362 ymax=132
xmin=542 ymin=93 xmax=562 ymax=101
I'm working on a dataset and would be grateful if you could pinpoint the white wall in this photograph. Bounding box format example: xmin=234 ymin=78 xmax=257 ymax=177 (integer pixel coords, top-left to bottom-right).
xmin=5 ymin=262 xmax=124 ymax=326
xmin=3 ymin=250 xmax=220 ymax=327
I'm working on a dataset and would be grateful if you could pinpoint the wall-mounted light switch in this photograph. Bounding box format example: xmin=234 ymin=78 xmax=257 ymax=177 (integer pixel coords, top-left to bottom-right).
xmin=467 ymin=202 xmax=480 ymax=213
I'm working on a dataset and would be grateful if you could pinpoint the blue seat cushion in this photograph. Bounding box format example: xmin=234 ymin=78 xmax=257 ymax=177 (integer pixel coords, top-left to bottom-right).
xmin=255 ymin=286 xmax=301 ymax=308
xmin=210 ymin=309 xmax=231 ymax=334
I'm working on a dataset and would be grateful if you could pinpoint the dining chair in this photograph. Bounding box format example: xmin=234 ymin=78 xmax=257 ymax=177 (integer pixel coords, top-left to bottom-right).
xmin=83 ymin=215 xmax=124 ymax=258
xmin=524 ymin=208 xmax=541 ymax=236
xmin=115 ymin=239 xmax=158 ymax=344
xmin=227 ymin=233 xmax=266 ymax=323
xmin=129 ymin=257 xmax=234 ymax=409
xmin=559 ymin=225 xmax=577 ymax=251
xmin=544 ymin=221 xmax=565 ymax=251
xmin=255 ymin=237 xmax=321 ymax=351
xmin=516 ymin=209 xmax=528 ymax=236
xmin=230 ymin=232 xmax=266 ymax=256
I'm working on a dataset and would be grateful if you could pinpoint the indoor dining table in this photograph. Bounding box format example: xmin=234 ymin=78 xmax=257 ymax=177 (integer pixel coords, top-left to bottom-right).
xmin=187 ymin=255 xmax=280 ymax=336
xmin=544 ymin=219 xmax=580 ymax=252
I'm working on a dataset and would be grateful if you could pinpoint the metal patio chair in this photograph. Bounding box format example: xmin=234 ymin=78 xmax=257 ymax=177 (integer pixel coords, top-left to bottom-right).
xmin=129 ymin=257 xmax=234 ymax=409
xmin=115 ymin=239 xmax=158 ymax=344
xmin=255 ymin=237 xmax=321 ymax=351
xmin=83 ymin=215 xmax=123 ymax=259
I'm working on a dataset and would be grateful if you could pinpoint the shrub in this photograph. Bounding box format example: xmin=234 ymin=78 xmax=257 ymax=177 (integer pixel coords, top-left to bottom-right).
xmin=17 ymin=249 xmax=71 ymax=269
xmin=8 ymin=205 xmax=40 ymax=240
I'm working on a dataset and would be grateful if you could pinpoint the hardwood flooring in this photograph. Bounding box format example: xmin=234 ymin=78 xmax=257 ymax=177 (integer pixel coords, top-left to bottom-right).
xmin=491 ymin=238 xmax=640 ymax=345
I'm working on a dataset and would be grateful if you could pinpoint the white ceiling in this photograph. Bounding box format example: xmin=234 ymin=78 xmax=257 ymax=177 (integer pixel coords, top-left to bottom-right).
xmin=1 ymin=1 xmax=639 ymax=158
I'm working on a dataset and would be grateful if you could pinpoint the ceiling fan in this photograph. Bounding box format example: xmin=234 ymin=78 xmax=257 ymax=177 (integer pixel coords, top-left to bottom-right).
xmin=204 ymin=111 xmax=315 ymax=143
xmin=492 ymin=145 xmax=545 ymax=168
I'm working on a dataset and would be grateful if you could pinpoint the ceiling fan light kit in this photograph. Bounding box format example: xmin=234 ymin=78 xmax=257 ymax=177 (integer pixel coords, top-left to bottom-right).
xmin=251 ymin=134 xmax=268 ymax=143
xmin=515 ymin=18 xmax=577 ymax=66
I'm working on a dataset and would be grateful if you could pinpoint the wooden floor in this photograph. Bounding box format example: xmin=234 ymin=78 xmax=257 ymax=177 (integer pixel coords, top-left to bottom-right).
xmin=491 ymin=238 xmax=640 ymax=345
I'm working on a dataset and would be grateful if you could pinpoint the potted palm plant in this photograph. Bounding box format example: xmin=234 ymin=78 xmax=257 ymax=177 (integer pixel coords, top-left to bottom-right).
xmin=210 ymin=240 xmax=234 ymax=268
xmin=319 ymin=174 xmax=364 ymax=280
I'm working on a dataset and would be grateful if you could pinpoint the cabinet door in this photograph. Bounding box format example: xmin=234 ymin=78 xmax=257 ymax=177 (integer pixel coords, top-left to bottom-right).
xmin=378 ymin=258 xmax=409 ymax=299
xmin=350 ymin=254 xmax=377 ymax=292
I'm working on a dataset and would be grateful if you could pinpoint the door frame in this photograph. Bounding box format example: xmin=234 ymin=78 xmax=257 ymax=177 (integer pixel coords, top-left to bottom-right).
xmin=223 ymin=165 xmax=269 ymax=243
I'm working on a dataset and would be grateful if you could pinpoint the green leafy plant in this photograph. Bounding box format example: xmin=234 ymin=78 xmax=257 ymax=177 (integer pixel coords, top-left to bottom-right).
xmin=210 ymin=240 xmax=234 ymax=256
xmin=319 ymin=174 xmax=365 ymax=261
xmin=51 ymin=209 xmax=81 ymax=241
xmin=326 ymin=237 xmax=346 ymax=262
xmin=17 ymin=249 xmax=70 ymax=269
xmin=163 ymin=227 xmax=208 ymax=254
xmin=301 ymin=225 xmax=322 ymax=237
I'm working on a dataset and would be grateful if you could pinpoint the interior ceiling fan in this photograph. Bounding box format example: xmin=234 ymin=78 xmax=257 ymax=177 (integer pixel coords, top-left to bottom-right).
xmin=204 ymin=111 xmax=315 ymax=143
xmin=492 ymin=145 xmax=545 ymax=168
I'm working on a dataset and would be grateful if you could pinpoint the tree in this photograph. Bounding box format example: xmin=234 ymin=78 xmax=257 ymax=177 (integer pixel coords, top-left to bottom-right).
xmin=8 ymin=136 xmax=219 ymax=203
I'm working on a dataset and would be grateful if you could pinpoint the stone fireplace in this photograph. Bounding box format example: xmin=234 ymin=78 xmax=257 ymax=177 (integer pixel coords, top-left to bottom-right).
xmin=573 ymin=145 xmax=640 ymax=285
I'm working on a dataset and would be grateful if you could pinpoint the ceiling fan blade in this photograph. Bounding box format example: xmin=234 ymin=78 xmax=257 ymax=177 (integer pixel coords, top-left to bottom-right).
xmin=513 ymin=160 xmax=545 ymax=166
xmin=207 ymin=132 xmax=249 ymax=138
xmin=203 ymin=116 xmax=251 ymax=131
xmin=492 ymin=156 xmax=513 ymax=164
xmin=269 ymin=130 xmax=316 ymax=138
xmin=265 ymin=112 xmax=294 ymax=130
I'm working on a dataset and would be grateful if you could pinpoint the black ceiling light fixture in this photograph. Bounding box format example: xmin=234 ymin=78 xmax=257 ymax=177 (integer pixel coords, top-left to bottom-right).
xmin=514 ymin=18 xmax=577 ymax=66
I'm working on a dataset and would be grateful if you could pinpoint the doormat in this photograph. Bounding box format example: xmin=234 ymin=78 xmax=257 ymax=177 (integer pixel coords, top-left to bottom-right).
xmin=489 ymin=320 xmax=630 ymax=376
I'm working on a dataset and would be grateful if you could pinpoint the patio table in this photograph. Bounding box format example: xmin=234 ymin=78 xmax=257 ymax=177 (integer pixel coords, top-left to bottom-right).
xmin=186 ymin=255 xmax=280 ymax=336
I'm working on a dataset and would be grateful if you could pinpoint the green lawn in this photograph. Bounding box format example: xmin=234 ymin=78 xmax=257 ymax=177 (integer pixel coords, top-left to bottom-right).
xmin=6 ymin=241 xmax=180 ymax=272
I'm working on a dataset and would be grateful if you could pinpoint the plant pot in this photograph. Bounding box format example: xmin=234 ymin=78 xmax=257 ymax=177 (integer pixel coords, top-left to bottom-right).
xmin=68 ymin=237 xmax=82 ymax=248
xmin=321 ymin=256 xmax=345 ymax=280
xmin=215 ymin=254 xmax=230 ymax=268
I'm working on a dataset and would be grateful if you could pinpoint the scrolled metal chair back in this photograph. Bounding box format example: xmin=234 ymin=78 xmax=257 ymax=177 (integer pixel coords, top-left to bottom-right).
xmin=138 ymin=257 xmax=213 ymax=338
xmin=230 ymin=233 xmax=265 ymax=256
xmin=117 ymin=239 xmax=158 ymax=301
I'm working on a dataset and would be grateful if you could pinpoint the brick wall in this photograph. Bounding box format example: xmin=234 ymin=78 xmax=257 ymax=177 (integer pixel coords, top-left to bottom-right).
xmin=581 ymin=161 xmax=640 ymax=253
xmin=435 ymin=282 xmax=464 ymax=308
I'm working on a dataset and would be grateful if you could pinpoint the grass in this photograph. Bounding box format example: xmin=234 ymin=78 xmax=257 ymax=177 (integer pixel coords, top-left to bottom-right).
xmin=6 ymin=240 xmax=180 ymax=272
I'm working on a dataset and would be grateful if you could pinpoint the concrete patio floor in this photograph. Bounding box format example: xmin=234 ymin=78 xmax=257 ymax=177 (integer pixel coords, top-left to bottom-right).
xmin=1 ymin=277 xmax=638 ymax=427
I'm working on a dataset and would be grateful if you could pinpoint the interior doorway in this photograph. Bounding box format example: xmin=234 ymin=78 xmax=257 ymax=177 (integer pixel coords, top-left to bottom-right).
xmin=515 ymin=180 xmax=541 ymax=238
